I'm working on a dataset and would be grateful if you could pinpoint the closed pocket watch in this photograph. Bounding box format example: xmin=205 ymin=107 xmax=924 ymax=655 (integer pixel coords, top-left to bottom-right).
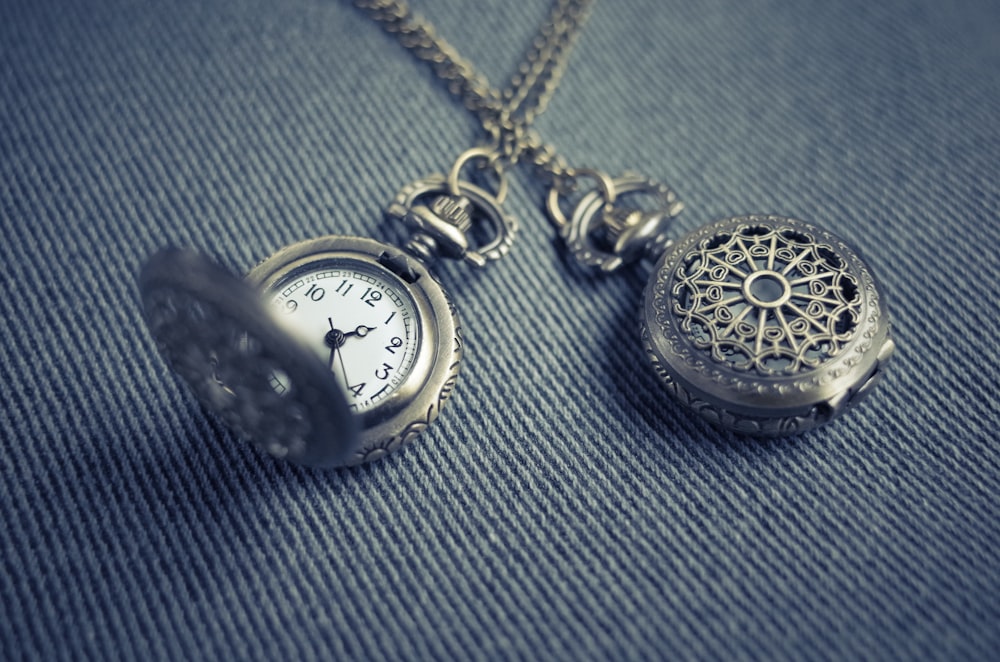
xmin=640 ymin=215 xmax=894 ymax=435
xmin=550 ymin=174 xmax=894 ymax=435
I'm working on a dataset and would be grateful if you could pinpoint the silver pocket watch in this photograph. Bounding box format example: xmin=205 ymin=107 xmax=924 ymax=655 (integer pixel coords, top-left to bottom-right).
xmin=641 ymin=215 xmax=894 ymax=435
xmin=140 ymin=150 xmax=515 ymax=468
xmin=550 ymin=173 xmax=895 ymax=435
xmin=140 ymin=237 xmax=461 ymax=468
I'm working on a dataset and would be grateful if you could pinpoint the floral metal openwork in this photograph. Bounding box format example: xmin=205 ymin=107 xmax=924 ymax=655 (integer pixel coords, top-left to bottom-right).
xmin=672 ymin=223 xmax=862 ymax=376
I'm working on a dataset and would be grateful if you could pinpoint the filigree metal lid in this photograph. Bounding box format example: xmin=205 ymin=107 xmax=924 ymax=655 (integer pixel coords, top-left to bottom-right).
xmin=139 ymin=248 xmax=359 ymax=467
xmin=642 ymin=215 xmax=893 ymax=435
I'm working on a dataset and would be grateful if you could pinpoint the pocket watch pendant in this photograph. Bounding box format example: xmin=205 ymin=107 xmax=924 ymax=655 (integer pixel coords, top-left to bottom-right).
xmin=548 ymin=174 xmax=895 ymax=435
xmin=139 ymin=149 xmax=516 ymax=468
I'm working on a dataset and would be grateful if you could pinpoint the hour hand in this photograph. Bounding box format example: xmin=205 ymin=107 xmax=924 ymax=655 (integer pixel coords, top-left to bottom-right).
xmin=344 ymin=324 xmax=377 ymax=339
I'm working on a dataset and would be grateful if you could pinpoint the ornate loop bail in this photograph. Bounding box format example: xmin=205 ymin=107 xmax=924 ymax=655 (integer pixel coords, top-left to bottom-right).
xmin=386 ymin=147 xmax=518 ymax=268
xmin=547 ymin=171 xmax=684 ymax=272
xmin=447 ymin=146 xmax=509 ymax=203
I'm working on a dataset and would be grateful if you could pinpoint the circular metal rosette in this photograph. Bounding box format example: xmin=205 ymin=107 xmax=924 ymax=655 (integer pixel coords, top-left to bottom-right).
xmin=641 ymin=215 xmax=895 ymax=436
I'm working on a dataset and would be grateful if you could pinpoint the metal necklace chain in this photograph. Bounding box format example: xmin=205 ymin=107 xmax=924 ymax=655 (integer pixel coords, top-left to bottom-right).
xmin=353 ymin=0 xmax=590 ymax=189
xmin=356 ymin=0 xmax=682 ymax=271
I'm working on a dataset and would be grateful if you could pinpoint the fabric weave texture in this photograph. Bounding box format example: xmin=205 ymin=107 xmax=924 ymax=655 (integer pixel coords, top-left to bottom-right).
xmin=1 ymin=0 xmax=998 ymax=659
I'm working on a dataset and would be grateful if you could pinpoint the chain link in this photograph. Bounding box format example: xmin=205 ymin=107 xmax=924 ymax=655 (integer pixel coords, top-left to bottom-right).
xmin=352 ymin=0 xmax=591 ymax=185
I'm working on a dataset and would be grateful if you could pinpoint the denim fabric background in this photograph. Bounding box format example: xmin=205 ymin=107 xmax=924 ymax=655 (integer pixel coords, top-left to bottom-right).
xmin=1 ymin=0 xmax=998 ymax=659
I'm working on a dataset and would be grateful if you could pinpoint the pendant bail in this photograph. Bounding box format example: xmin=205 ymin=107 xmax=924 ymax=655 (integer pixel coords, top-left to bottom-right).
xmin=547 ymin=171 xmax=684 ymax=272
xmin=386 ymin=148 xmax=518 ymax=268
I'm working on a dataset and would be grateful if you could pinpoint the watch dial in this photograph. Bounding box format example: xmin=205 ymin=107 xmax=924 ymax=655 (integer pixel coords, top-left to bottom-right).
xmin=264 ymin=260 xmax=420 ymax=413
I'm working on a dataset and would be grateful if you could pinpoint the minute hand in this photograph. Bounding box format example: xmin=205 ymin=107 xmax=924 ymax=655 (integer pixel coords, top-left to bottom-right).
xmin=333 ymin=345 xmax=351 ymax=390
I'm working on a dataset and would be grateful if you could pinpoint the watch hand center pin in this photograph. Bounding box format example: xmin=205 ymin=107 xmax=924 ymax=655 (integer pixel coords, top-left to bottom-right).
xmin=325 ymin=318 xmax=346 ymax=349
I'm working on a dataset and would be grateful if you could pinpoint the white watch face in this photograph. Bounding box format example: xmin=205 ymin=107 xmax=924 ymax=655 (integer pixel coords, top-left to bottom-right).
xmin=264 ymin=259 xmax=421 ymax=413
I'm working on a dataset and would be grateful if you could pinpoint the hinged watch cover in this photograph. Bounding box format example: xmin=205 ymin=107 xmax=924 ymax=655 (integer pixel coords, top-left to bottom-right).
xmin=139 ymin=248 xmax=359 ymax=468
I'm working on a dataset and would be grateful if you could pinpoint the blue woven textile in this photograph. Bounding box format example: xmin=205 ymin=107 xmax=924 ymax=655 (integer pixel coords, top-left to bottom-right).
xmin=2 ymin=0 xmax=998 ymax=659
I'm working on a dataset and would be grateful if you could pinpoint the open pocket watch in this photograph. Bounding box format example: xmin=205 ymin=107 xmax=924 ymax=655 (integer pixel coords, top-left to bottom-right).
xmin=139 ymin=150 xmax=515 ymax=468
xmin=549 ymin=172 xmax=895 ymax=435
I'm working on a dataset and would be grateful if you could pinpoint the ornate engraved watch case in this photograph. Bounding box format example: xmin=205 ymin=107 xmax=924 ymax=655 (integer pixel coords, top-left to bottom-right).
xmin=549 ymin=174 xmax=893 ymax=435
xmin=640 ymin=215 xmax=894 ymax=435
